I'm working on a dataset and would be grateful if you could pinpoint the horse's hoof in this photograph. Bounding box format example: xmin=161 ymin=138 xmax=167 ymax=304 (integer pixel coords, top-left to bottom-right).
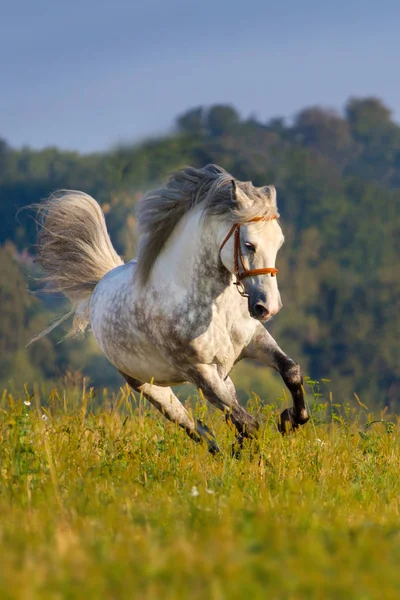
xmin=278 ymin=407 xmax=309 ymax=435
xmin=231 ymin=443 xmax=242 ymax=459
xmin=208 ymin=441 xmax=222 ymax=455
xmin=231 ymin=434 xmax=245 ymax=459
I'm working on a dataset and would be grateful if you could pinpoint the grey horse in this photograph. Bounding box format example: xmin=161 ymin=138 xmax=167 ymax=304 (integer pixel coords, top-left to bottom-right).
xmin=34 ymin=164 xmax=309 ymax=452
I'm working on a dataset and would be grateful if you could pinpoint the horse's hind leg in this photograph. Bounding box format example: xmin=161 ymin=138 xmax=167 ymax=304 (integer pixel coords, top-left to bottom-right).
xmin=119 ymin=371 xmax=220 ymax=454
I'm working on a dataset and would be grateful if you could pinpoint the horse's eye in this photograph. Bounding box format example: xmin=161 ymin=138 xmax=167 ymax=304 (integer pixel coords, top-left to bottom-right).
xmin=244 ymin=242 xmax=256 ymax=252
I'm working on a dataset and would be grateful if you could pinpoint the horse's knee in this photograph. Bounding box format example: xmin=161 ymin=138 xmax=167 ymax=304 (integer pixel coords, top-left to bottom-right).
xmin=283 ymin=361 xmax=303 ymax=389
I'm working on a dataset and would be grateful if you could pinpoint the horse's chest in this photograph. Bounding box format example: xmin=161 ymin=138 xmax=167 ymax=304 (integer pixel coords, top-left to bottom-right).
xmin=188 ymin=309 xmax=255 ymax=373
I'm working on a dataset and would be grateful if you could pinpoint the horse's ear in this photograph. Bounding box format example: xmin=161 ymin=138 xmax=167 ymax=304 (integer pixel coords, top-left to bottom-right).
xmin=230 ymin=179 xmax=237 ymax=201
xmin=230 ymin=179 xmax=252 ymax=210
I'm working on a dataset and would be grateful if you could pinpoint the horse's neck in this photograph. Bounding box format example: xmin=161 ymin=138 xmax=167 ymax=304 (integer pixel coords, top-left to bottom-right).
xmin=149 ymin=210 xmax=230 ymax=298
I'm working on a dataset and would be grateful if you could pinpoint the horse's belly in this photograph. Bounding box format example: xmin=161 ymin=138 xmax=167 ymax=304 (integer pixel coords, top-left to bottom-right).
xmin=94 ymin=322 xmax=186 ymax=385
xmin=114 ymin=346 xmax=186 ymax=386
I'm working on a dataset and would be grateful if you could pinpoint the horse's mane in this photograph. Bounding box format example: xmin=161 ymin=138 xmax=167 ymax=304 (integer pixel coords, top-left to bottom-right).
xmin=135 ymin=163 xmax=278 ymax=284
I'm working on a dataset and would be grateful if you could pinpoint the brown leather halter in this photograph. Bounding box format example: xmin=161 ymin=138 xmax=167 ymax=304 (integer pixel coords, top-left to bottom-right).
xmin=219 ymin=215 xmax=279 ymax=297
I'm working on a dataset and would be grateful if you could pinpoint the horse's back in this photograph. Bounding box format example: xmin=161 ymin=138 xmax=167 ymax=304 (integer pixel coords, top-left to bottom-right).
xmin=94 ymin=259 xmax=137 ymax=288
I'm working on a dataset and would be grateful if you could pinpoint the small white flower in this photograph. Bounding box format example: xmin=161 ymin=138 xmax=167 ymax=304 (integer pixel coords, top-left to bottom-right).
xmin=41 ymin=414 xmax=48 ymax=421
xmin=206 ymin=488 xmax=214 ymax=495
xmin=24 ymin=400 xmax=31 ymax=406
xmin=190 ymin=486 xmax=199 ymax=497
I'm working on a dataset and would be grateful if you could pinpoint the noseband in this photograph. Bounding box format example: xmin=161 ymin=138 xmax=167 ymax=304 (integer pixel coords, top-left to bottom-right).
xmin=219 ymin=215 xmax=279 ymax=297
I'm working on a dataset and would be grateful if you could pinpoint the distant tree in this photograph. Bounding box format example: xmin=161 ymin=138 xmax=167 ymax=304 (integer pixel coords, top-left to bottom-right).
xmin=345 ymin=97 xmax=400 ymax=179
xmin=266 ymin=118 xmax=286 ymax=136
xmin=176 ymin=107 xmax=205 ymax=134
xmin=0 ymin=243 xmax=31 ymax=361
xmin=206 ymin=105 xmax=240 ymax=136
xmin=293 ymin=107 xmax=353 ymax=159
xmin=346 ymin=97 xmax=392 ymax=144
xmin=0 ymin=138 xmax=10 ymax=184
xmin=0 ymin=138 xmax=9 ymax=160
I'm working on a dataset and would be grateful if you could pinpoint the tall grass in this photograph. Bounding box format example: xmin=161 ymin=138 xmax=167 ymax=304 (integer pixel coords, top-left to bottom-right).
xmin=0 ymin=382 xmax=399 ymax=599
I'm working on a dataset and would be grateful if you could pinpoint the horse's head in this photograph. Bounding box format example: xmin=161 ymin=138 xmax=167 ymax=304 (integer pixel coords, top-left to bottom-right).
xmin=219 ymin=181 xmax=284 ymax=322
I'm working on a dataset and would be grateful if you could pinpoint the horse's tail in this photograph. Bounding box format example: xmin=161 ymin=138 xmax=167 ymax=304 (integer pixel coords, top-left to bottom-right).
xmin=30 ymin=190 xmax=123 ymax=343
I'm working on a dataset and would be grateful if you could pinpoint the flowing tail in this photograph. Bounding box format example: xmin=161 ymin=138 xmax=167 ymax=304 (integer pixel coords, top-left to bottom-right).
xmin=30 ymin=190 xmax=123 ymax=343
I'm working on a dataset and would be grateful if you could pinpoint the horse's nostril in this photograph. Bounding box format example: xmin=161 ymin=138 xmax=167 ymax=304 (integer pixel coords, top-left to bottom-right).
xmin=253 ymin=303 xmax=269 ymax=319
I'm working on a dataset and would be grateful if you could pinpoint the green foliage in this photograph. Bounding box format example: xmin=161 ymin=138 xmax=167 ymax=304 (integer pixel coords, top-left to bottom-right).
xmin=176 ymin=106 xmax=204 ymax=135
xmin=0 ymin=96 xmax=399 ymax=406
xmin=206 ymin=104 xmax=240 ymax=136
xmin=0 ymin=385 xmax=399 ymax=598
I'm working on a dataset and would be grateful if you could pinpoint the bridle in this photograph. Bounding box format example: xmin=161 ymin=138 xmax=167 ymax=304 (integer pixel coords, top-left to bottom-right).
xmin=219 ymin=215 xmax=279 ymax=297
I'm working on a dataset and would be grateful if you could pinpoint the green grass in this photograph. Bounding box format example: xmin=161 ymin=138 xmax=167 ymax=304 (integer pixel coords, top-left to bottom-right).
xmin=0 ymin=383 xmax=399 ymax=599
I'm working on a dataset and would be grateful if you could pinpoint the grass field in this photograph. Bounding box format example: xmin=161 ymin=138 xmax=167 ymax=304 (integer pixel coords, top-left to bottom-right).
xmin=0 ymin=382 xmax=399 ymax=599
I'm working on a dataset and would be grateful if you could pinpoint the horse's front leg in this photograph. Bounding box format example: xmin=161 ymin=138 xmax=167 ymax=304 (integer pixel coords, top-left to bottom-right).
xmin=243 ymin=324 xmax=309 ymax=434
xmin=187 ymin=365 xmax=259 ymax=440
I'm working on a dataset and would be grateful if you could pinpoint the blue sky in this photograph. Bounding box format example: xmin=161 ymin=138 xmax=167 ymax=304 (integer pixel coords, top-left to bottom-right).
xmin=1 ymin=0 xmax=399 ymax=152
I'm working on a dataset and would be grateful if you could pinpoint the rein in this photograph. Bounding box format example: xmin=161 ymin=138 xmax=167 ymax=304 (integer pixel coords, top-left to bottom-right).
xmin=219 ymin=215 xmax=279 ymax=297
